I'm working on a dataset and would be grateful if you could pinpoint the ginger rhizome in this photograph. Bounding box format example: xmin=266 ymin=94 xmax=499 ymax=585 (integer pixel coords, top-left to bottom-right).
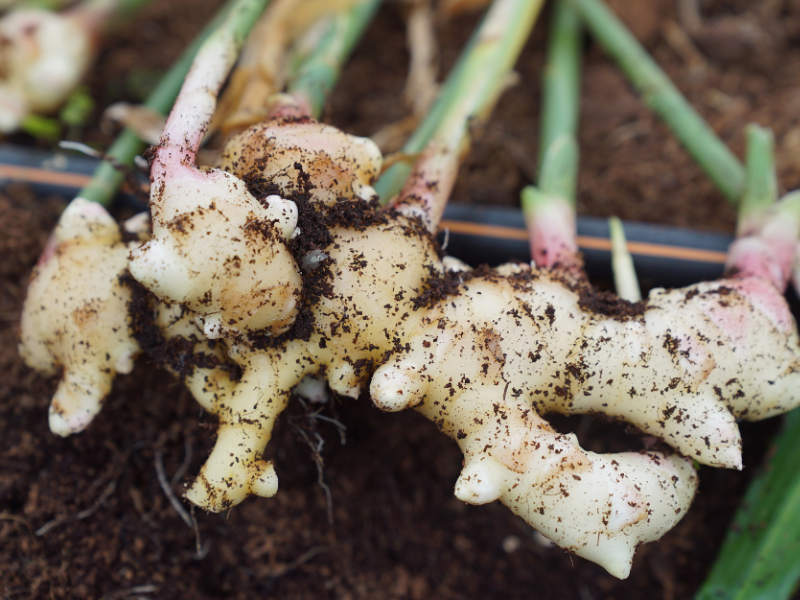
xmin=127 ymin=3 xmax=301 ymax=340
xmin=18 ymin=0 xmax=800 ymax=581
xmin=0 ymin=0 xmax=144 ymax=133
xmin=21 ymin=113 xmax=800 ymax=575
xmin=0 ymin=7 xmax=93 ymax=132
xmin=127 ymin=110 xmax=798 ymax=578
xmin=19 ymin=198 xmax=138 ymax=435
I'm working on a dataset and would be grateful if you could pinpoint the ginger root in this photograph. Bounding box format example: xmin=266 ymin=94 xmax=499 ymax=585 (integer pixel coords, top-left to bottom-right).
xmin=167 ymin=117 xmax=800 ymax=579
xmin=20 ymin=121 xmax=800 ymax=579
xmin=19 ymin=198 xmax=138 ymax=435
xmin=0 ymin=8 xmax=94 ymax=132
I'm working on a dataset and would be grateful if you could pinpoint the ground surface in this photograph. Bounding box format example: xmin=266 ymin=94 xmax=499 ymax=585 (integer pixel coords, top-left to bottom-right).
xmin=1 ymin=1 xmax=798 ymax=598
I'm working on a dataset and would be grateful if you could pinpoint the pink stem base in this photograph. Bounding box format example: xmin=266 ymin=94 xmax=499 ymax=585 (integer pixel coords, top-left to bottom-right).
xmin=726 ymin=208 xmax=799 ymax=292
xmin=525 ymin=196 xmax=583 ymax=279
xmin=392 ymin=143 xmax=459 ymax=233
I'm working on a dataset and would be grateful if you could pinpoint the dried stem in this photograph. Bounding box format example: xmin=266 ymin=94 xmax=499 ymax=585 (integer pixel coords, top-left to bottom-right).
xmin=404 ymin=0 xmax=438 ymax=117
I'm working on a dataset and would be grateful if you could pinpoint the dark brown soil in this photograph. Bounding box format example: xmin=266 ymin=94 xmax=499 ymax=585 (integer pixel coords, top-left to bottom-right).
xmin=2 ymin=1 xmax=798 ymax=598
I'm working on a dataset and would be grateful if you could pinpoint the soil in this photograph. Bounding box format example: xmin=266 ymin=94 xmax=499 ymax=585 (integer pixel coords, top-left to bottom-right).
xmin=1 ymin=1 xmax=798 ymax=598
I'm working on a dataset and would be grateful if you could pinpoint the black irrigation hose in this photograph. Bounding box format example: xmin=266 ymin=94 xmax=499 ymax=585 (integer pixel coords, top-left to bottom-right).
xmin=0 ymin=143 xmax=765 ymax=294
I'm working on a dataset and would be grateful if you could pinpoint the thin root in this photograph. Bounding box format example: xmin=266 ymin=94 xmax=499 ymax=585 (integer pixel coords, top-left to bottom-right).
xmin=154 ymin=448 xmax=192 ymax=528
xmin=35 ymin=479 xmax=116 ymax=536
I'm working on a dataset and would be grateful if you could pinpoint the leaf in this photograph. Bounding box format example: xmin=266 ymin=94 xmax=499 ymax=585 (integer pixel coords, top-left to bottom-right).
xmin=697 ymin=409 xmax=800 ymax=600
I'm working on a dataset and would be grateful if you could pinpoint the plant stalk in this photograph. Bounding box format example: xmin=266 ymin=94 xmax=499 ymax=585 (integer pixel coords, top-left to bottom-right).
xmin=157 ymin=0 xmax=270 ymax=170
xmin=609 ymin=216 xmax=640 ymax=301
xmin=737 ymin=124 xmax=777 ymax=236
xmin=286 ymin=0 xmax=382 ymax=119
xmin=568 ymin=0 xmax=745 ymax=204
xmin=522 ymin=0 xmax=582 ymax=275
xmin=538 ymin=0 xmax=581 ymax=201
xmin=374 ymin=0 xmax=544 ymax=204
xmin=724 ymin=125 xmax=799 ymax=289
xmin=77 ymin=0 xmax=242 ymax=205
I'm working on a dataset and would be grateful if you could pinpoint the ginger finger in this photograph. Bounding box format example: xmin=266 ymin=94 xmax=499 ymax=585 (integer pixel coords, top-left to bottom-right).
xmin=19 ymin=198 xmax=138 ymax=435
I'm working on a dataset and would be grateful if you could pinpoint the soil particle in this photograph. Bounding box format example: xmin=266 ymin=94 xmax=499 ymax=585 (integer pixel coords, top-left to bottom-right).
xmin=124 ymin=274 xmax=240 ymax=381
xmin=576 ymin=286 xmax=646 ymax=320
xmin=411 ymin=265 xmax=465 ymax=309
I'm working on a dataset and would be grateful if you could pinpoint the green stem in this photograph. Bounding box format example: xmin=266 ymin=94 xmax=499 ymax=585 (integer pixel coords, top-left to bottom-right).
xmin=569 ymin=0 xmax=745 ymax=203
xmin=737 ymin=124 xmax=777 ymax=235
xmin=154 ymin=0 xmax=269 ymax=186
xmin=374 ymin=0 xmax=545 ymax=203
xmin=696 ymin=409 xmax=800 ymax=600
xmin=81 ymin=0 xmax=152 ymax=18
xmin=538 ymin=0 xmax=581 ymax=202
xmin=17 ymin=0 xmax=71 ymax=9
xmin=286 ymin=0 xmax=382 ymax=119
xmin=522 ymin=1 xmax=582 ymax=274
xmin=609 ymin=216 xmax=640 ymax=301
xmin=21 ymin=114 xmax=61 ymax=141
xmin=77 ymin=0 xmax=240 ymax=205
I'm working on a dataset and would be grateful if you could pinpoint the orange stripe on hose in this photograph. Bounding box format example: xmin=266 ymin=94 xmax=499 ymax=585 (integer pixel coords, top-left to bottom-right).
xmin=439 ymin=219 xmax=728 ymax=265
xmin=0 ymin=164 xmax=92 ymax=188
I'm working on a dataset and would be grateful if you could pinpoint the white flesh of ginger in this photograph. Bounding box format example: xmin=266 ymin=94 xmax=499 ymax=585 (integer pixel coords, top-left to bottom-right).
xmin=19 ymin=198 xmax=138 ymax=436
xmin=218 ymin=119 xmax=383 ymax=204
xmin=182 ymin=220 xmax=439 ymax=510
xmin=183 ymin=344 xmax=306 ymax=509
xmin=150 ymin=299 xmax=242 ymax=417
xmin=448 ymin=399 xmax=694 ymax=580
xmin=128 ymin=166 xmax=303 ymax=338
xmin=0 ymin=9 xmax=93 ymax=132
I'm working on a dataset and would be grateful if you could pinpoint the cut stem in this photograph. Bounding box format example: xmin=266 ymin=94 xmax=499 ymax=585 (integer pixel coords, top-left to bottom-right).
xmin=538 ymin=0 xmax=581 ymax=199
xmin=725 ymin=125 xmax=798 ymax=289
xmin=77 ymin=0 xmax=239 ymax=206
xmin=569 ymin=0 xmax=745 ymax=203
xmin=375 ymin=0 xmax=545 ymax=208
xmin=522 ymin=0 xmax=582 ymax=274
xmin=215 ymin=0 xmax=378 ymax=131
xmin=148 ymin=0 xmax=269 ymax=194
xmin=726 ymin=191 xmax=800 ymax=290
xmin=286 ymin=0 xmax=382 ymax=119
xmin=609 ymin=216 xmax=641 ymax=302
